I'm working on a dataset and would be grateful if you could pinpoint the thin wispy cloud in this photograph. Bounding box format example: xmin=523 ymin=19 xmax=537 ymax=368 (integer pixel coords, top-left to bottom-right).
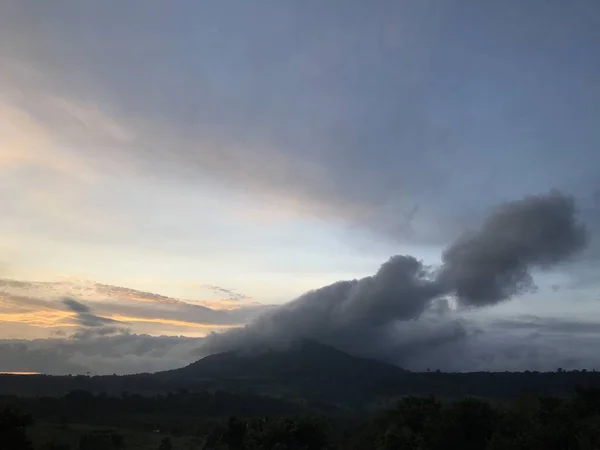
xmin=195 ymin=284 xmax=252 ymax=302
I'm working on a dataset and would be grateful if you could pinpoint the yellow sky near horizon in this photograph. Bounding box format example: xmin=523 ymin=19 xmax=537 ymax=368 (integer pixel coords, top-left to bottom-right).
xmin=0 ymin=372 xmax=39 ymax=375
xmin=0 ymin=278 xmax=258 ymax=340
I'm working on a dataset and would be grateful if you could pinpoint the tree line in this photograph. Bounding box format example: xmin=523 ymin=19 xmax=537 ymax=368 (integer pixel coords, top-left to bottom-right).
xmin=4 ymin=386 xmax=600 ymax=449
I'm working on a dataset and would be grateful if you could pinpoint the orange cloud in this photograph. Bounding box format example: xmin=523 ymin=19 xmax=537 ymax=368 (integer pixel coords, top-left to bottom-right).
xmin=0 ymin=372 xmax=39 ymax=375
xmin=0 ymin=310 xmax=76 ymax=328
xmin=108 ymin=314 xmax=241 ymax=330
xmin=94 ymin=283 xmax=184 ymax=305
xmin=193 ymin=298 xmax=258 ymax=311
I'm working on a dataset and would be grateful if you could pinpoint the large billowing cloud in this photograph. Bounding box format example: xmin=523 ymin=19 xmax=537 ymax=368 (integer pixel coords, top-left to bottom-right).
xmin=438 ymin=191 xmax=588 ymax=306
xmin=199 ymin=191 xmax=589 ymax=366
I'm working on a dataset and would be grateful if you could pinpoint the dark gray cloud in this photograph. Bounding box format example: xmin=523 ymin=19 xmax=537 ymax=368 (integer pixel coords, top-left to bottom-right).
xmin=201 ymin=191 xmax=589 ymax=364
xmin=61 ymin=297 xmax=131 ymax=350
xmin=62 ymin=298 xmax=91 ymax=314
xmin=438 ymin=191 xmax=588 ymax=306
xmin=62 ymin=297 xmax=124 ymax=330
xmin=70 ymin=326 xmax=130 ymax=341
xmin=0 ymin=340 xmax=88 ymax=374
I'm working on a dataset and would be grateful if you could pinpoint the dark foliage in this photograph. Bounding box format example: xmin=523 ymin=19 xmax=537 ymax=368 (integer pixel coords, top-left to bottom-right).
xmin=4 ymin=374 xmax=600 ymax=449
xmin=78 ymin=431 xmax=125 ymax=450
xmin=3 ymin=367 xmax=600 ymax=406
xmin=0 ymin=406 xmax=34 ymax=450
xmin=0 ymin=389 xmax=302 ymax=426
xmin=201 ymin=415 xmax=331 ymax=450
xmin=345 ymin=388 xmax=600 ymax=450
xmin=193 ymin=388 xmax=600 ymax=450
xmin=157 ymin=437 xmax=172 ymax=450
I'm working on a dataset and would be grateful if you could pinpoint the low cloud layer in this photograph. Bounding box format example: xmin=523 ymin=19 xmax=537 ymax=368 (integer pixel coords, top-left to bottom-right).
xmin=200 ymin=191 xmax=590 ymax=366
xmin=0 ymin=334 xmax=201 ymax=375
xmin=3 ymin=313 xmax=600 ymax=374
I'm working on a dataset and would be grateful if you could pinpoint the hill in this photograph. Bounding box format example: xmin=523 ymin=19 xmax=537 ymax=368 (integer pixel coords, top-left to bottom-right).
xmin=157 ymin=340 xmax=406 ymax=403
xmin=163 ymin=339 xmax=405 ymax=383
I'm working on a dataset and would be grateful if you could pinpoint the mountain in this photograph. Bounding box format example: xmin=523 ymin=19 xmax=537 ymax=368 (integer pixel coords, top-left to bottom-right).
xmin=158 ymin=340 xmax=406 ymax=401
xmin=169 ymin=340 xmax=404 ymax=381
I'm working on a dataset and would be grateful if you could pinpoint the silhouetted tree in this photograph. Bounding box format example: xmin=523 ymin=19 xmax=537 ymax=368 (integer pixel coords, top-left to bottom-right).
xmin=158 ymin=437 xmax=172 ymax=450
xmin=227 ymin=417 xmax=246 ymax=450
xmin=111 ymin=432 xmax=125 ymax=450
xmin=433 ymin=398 xmax=497 ymax=450
xmin=0 ymin=407 xmax=34 ymax=450
xmin=41 ymin=442 xmax=72 ymax=450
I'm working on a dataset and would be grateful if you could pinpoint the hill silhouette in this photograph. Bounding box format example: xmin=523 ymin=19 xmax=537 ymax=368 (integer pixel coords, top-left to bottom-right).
xmin=4 ymin=341 xmax=600 ymax=405
xmin=164 ymin=340 xmax=405 ymax=383
xmin=154 ymin=340 xmax=406 ymax=403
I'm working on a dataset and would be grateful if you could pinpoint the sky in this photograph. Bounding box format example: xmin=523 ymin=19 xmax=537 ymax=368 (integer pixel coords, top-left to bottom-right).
xmin=1 ymin=0 xmax=600 ymax=374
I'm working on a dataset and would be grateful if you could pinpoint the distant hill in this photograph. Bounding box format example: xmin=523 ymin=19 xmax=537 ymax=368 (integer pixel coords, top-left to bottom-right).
xmin=161 ymin=340 xmax=406 ymax=388
xmin=3 ymin=340 xmax=600 ymax=406
xmin=153 ymin=340 xmax=406 ymax=404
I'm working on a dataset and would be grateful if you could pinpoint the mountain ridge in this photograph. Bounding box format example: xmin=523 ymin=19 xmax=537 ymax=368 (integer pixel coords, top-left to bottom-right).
xmin=159 ymin=339 xmax=406 ymax=390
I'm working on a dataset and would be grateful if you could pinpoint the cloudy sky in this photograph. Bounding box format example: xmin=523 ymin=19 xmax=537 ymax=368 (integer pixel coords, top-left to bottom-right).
xmin=1 ymin=0 xmax=600 ymax=374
